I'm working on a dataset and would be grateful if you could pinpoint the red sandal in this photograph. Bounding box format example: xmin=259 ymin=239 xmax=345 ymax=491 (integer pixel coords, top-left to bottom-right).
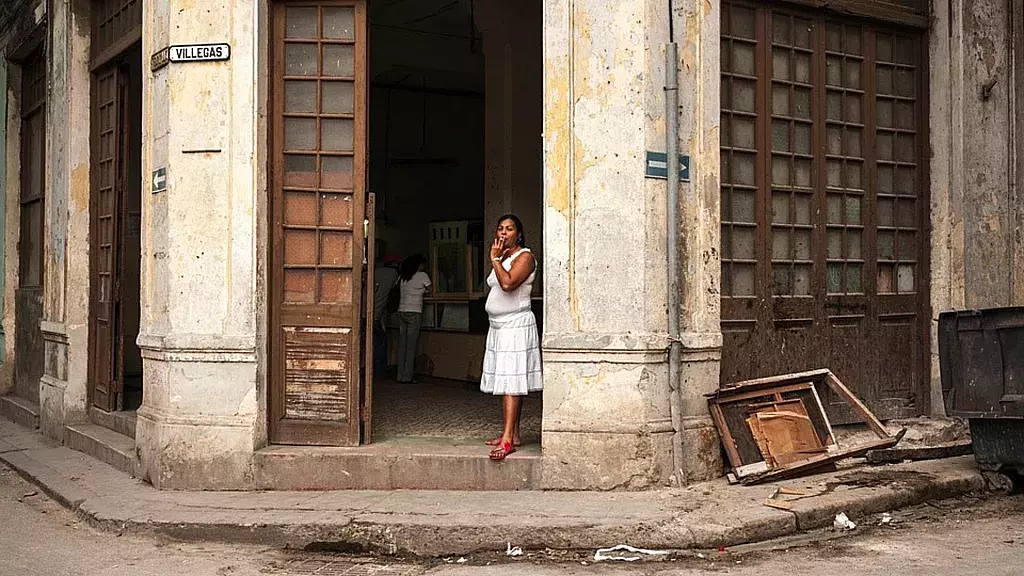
xmin=489 ymin=441 xmax=516 ymax=461
xmin=485 ymin=436 xmax=521 ymax=447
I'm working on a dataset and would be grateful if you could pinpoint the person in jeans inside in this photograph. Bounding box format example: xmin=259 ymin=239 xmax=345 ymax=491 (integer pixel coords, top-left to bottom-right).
xmin=396 ymin=254 xmax=431 ymax=383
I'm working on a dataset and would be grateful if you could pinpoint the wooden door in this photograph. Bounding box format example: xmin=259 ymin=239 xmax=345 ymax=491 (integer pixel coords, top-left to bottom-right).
xmin=719 ymin=2 xmax=929 ymax=422
xmin=89 ymin=66 xmax=125 ymax=412
xmin=13 ymin=49 xmax=46 ymax=404
xmin=269 ymin=0 xmax=368 ymax=445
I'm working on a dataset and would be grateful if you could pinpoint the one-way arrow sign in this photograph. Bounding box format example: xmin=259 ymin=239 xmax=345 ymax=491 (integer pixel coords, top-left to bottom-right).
xmin=152 ymin=167 xmax=167 ymax=193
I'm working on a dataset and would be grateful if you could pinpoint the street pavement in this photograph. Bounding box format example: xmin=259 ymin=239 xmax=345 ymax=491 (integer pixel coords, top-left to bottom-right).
xmin=2 ymin=461 xmax=1023 ymax=576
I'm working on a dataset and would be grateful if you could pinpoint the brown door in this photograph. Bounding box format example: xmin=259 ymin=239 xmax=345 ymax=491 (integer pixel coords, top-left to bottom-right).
xmin=269 ymin=0 xmax=368 ymax=445
xmin=13 ymin=49 xmax=47 ymax=404
xmin=89 ymin=64 xmax=129 ymax=411
xmin=719 ymin=2 xmax=929 ymax=422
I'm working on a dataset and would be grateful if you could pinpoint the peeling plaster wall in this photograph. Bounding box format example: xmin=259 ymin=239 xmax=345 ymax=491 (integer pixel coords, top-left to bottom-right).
xmin=0 ymin=57 xmax=16 ymax=393
xmin=38 ymin=0 xmax=91 ymax=441
xmin=541 ymin=0 xmax=722 ymax=489
xmin=929 ymin=0 xmax=1024 ymax=415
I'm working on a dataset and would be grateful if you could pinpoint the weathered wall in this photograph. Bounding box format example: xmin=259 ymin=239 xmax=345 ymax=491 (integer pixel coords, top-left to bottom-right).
xmin=929 ymin=0 xmax=1024 ymax=414
xmin=38 ymin=0 xmax=90 ymax=441
xmin=0 ymin=56 xmax=14 ymax=394
xmin=135 ymin=0 xmax=260 ymax=489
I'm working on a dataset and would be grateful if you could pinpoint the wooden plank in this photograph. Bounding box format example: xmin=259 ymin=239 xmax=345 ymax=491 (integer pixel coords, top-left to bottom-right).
xmin=720 ymin=369 xmax=832 ymax=392
xmin=710 ymin=403 xmax=744 ymax=470
xmin=825 ymin=371 xmax=889 ymax=437
xmin=865 ymin=442 xmax=972 ymax=464
xmin=711 ymin=382 xmax=818 ymax=404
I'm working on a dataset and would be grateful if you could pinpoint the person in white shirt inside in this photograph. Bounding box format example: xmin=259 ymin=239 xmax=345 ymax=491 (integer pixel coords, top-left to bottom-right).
xmin=395 ymin=254 xmax=431 ymax=383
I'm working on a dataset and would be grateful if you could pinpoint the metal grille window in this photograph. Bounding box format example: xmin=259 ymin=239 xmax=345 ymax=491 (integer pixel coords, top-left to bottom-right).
xmin=91 ymin=0 xmax=143 ymax=66
xmin=720 ymin=3 xmax=924 ymax=301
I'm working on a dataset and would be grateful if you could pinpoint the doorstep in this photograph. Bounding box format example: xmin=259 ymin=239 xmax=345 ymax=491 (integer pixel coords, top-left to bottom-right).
xmin=0 ymin=395 xmax=39 ymax=430
xmin=254 ymin=439 xmax=541 ymax=491
xmin=64 ymin=423 xmax=136 ymax=477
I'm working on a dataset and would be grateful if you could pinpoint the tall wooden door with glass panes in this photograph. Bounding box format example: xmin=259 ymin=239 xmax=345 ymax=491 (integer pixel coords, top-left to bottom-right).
xmin=718 ymin=1 xmax=929 ymax=422
xmin=269 ymin=1 xmax=369 ymax=445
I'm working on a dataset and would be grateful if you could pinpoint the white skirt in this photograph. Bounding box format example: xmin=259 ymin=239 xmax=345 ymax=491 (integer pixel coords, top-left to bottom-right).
xmin=480 ymin=310 xmax=543 ymax=396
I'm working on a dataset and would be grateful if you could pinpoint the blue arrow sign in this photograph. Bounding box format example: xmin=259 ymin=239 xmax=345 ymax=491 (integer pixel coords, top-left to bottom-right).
xmin=645 ymin=151 xmax=690 ymax=182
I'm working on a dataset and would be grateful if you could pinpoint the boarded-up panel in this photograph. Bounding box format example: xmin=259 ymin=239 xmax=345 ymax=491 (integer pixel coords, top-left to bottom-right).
xmin=284 ymin=327 xmax=352 ymax=421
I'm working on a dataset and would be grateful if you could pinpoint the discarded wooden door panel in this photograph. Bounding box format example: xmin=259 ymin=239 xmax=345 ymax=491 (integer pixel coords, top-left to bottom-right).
xmin=709 ymin=369 xmax=905 ymax=482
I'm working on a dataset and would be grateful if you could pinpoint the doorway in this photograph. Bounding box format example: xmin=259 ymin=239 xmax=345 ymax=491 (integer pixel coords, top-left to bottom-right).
xmin=88 ymin=44 xmax=143 ymax=415
xmin=268 ymin=0 xmax=543 ymax=447
xmin=12 ymin=47 xmax=46 ymax=406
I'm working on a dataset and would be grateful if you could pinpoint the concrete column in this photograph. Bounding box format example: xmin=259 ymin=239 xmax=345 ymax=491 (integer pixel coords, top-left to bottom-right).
xmin=135 ymin=0 xmax=262 ymax=489
xmin=541 ymin=0 xmax=722 ymax=489
xmin=542 ymin=0 xmax=668 ymax=490
xmin=671 ymin=0 xmax=724 ymax=484
xmin=39 ymin=0 xmax=91 ymax=441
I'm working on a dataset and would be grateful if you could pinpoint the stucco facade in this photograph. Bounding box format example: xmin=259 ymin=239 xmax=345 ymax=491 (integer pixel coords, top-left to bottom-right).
xmin=0 ymin=0 xmax=1021 ymax=491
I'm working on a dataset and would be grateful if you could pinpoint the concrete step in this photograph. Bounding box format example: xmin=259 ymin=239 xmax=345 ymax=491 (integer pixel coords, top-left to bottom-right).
xmin=0 ymin=395 xmax=39 ymax=430
xmin=88 ymin=409 xmax=138 ymax=439
xmin=254 ymin=440 xmax=541 ymax=490
xmin=64 ymin=423 xmax=135 ymax=476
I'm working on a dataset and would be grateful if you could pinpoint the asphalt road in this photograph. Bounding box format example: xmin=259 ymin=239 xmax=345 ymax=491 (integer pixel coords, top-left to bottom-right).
xmin=2 ymin=462 xmax=1023 ymax=576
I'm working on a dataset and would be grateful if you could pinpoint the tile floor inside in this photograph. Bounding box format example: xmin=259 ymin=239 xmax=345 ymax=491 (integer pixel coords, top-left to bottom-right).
xmin=370 ymin=376 xmax=542 ymax=445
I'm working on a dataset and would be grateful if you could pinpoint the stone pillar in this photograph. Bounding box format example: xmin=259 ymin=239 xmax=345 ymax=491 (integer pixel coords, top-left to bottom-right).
xmin=135 ymin=0 xmax=261 ymax=489
xmin=671 ymin=0 xmax=724 ymax=483
xmin=542 ymin=0 xmax=674 ymax=490
xmin=39 ymin=0 xmax=91 ymax=441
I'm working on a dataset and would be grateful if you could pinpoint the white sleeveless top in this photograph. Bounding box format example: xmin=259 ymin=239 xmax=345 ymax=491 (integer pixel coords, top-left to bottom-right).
xmin=485 ymin=248 xmax=535 ymax=319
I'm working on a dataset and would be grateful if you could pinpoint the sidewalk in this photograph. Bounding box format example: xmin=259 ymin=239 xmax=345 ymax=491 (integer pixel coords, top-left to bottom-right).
xmin=0 ymin=417 xmax=987 ymax=557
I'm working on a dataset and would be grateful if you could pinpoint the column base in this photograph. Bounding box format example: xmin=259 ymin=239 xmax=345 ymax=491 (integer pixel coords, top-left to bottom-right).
xmin=677 ymin=415 xmax=723 ymax=483
xmin=540 ymin=336 xmax=675 ymax=490
xmin=39 ymin=322 xmax=88 ymax=441
xmin=542 ymin=430 xmax=675 ymax=490
xmin=135 ymin=338 xmax=259 ymax=490
xmin=136 ymin=408 xmax=256 ymax=490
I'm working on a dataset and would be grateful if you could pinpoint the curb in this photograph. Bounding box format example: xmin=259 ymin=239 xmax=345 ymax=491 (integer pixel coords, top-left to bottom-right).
xmin=0 ymin=422 xmax=989 ymax=557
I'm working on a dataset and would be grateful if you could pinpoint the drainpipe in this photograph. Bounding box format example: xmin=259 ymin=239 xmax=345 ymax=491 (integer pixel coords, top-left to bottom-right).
xmin=665 ymin=3 xmax=685 ymax=485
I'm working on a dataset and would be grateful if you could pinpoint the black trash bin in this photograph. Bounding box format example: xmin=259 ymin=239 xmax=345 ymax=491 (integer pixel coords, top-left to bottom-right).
xmin=939 ymin=307 xmax=1024 ymax=475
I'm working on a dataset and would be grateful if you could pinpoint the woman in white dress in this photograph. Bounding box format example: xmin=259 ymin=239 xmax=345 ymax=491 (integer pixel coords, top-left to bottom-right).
xmin=481 ymin=214 xmax=542 ymax=460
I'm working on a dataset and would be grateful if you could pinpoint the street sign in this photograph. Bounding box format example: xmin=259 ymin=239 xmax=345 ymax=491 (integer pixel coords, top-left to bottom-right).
xmin=645 ymin=151 xmax=690 ymax=182
xmin=152 ymin=167 xmax=167 ymax=194
xmin=168 ymin=43 xmax=230 ymax=63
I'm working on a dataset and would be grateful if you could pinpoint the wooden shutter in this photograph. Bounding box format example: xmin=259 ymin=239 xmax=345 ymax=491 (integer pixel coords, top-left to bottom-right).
xmin=269 ymin=0 xmax=367 ymax=446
